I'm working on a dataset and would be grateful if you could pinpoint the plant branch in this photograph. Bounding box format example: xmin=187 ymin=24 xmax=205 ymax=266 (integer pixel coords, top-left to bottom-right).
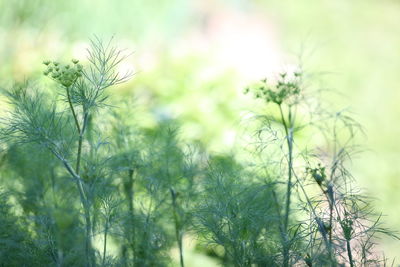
xmin=170 ymin=187 xmax=184 ymax=267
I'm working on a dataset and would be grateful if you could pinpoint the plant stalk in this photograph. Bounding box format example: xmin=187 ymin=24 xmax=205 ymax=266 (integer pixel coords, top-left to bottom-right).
xmin=125 ymin=168 xmax=136 ymax=264
xmin=279 ymin=104 xmax=294 ymax=267
xmin=66 ymin=85 xmax=93 ymax=267
xmin=279 ymin=104 xmax=293 ymax=232
xmin=102 ymin=218 xmax=109 ymax=266
xmin=346 ymin=239 xmax=354 ymax=267
xmin=170 ymin=188 xmax=184 ymax=267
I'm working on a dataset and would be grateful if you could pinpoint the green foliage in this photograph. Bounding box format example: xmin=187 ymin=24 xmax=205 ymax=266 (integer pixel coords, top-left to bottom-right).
xmin=0 ymin=192 xmax=51 ymax=266
xmin=242 ymin=72 xmax=399 ymax=266
xmin=194 ymin=155 xmax=280 ymax=266
xmin=0 ymin=39 xmax=397 ymax=267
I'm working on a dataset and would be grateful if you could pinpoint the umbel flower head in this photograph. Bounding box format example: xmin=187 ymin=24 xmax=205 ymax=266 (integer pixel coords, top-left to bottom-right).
xmin=244 ymin=71 xmax=302 ymax=105
xmin=306 ymin=163 xmax=327 ymax=186
xmin=43 ymin=59 xmax=83 ymax=87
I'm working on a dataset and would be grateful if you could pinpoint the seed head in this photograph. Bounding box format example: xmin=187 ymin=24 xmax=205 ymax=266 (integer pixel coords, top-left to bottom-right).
xmin=341 ymin=218 xmax=354 ymax=240
xmin=43 ymin=58 xmax=84 ymax=87
xmin=307 ymin=164 xmax=326 ymax=186
xmin=244 ymin=71 xmax=302 ymax=105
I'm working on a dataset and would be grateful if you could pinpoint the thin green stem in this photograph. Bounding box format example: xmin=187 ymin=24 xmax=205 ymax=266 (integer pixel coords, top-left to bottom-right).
xmin=346 ymin=239 xmax=354 ymax=267
xmin=76 ymin=136 xmax=83 ymax=174
xmin=278 ymin=104 xmax=293 ymax=267
xmin=170 ymin=188 xmax=184 ymax=267
xmin=124 ymin=168 xmax=136 ymax=264
xmin=65 ymin=86 xmax=81 ymax=134
xmin=279 ymin=104 xmax=293 ymax=233
xmin=103 ymin=218 xmax=109 ymax=266
xmin=318 ymin=184 xmax=335 ymax=266
xmin=76 ymin=112 xmax=88 ymax=175
xmin=65 ymin=85 xmax=93 ymax=267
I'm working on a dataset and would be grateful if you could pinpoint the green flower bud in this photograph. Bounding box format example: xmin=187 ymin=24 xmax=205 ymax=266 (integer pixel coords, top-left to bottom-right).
xmin=341 ymin=218 xmax=353 ymax=240
xmin=43 ymin=60 xmax=51 ymax=65
xmin=43 ymin=59 xmax=83 ymax=87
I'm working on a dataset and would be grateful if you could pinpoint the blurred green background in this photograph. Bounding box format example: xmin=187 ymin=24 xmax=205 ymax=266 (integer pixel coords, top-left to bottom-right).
xmin=1 ymin=0 xmax=399 ymax=263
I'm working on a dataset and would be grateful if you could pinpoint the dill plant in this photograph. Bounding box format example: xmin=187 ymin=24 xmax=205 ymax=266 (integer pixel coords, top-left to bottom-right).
xmin=193 ymin=155 xmax=281 ymax=266
xmin=1 ymin=38 xmax=131 ymax=267
xmin=243 ymin=71 xmax=304 ymax=266
xmin=138 ymin=122 xmax=199 ymax=266
xmin=243 ymin=70 xmax=399 ymax=266
xmin=141 ymin=122 xmax=199 ymax=267
xmin=105 ymin=109 xmax=171 ymax=266
xmin=107 ymin=107 xmax=201 ymax=266
xmin=0 ymin=37 xmax=398 ymax=267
